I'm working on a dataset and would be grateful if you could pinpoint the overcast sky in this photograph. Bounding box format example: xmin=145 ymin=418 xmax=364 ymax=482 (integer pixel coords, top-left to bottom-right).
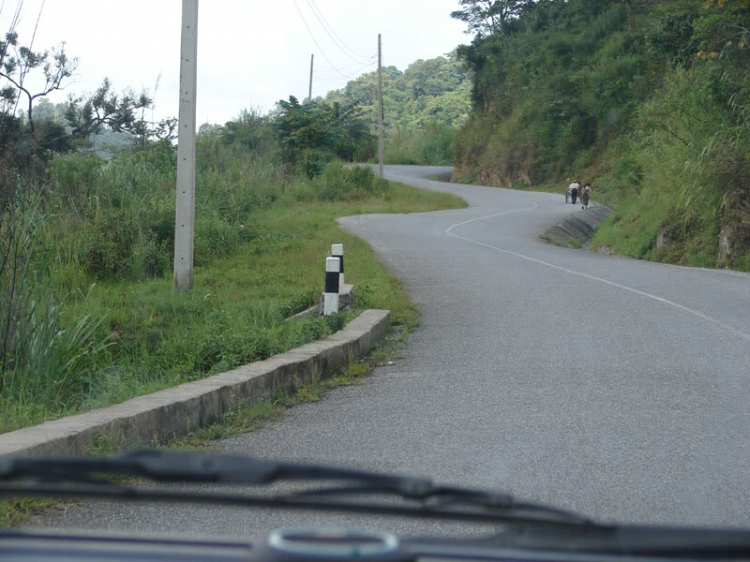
xmin=0 ymin=0 xmax=470 ymax=125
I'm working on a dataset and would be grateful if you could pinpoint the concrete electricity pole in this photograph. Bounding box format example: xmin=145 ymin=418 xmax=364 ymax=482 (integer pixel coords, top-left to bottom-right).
xmin=308 ymin=54 xmax=314 ymax=102
xmin=377 ymin=33 xmax=384 ymax=179
xmin=173 ymin=0 xmax=199 ymax=293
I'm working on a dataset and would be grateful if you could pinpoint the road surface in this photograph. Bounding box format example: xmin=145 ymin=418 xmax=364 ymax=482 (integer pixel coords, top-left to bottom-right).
xmin=38 ymin=165 xmax=750 ymax=538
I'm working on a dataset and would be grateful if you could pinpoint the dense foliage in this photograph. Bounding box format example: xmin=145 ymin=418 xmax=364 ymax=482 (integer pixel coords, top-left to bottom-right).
xmin=453 ymin=0 xmax=750 ymax=269
xmin=275 ymin=96 xmax=373 ymax=175
xmin=324 ymin=51 xmax=472 ymax=165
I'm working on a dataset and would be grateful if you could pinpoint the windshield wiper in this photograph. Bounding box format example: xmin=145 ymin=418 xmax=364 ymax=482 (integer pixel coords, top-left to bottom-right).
xmin=0 ymin=450 xmax=594 ymax=527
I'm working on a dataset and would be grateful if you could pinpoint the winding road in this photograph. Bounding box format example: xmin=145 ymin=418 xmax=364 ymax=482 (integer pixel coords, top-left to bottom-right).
xmin=40 ymin=166 xmax=750 ymax=538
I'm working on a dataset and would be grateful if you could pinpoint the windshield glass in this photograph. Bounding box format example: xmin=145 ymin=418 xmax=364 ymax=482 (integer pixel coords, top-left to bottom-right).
xmin=1 ymin=0 xmax=749 ymax=545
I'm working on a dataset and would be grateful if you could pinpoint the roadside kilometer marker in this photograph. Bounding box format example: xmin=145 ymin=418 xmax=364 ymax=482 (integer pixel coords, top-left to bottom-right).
xmin=332 ymin=243 xmax=344 ymax=288
xmin=324 ymin=257 xmax=341 ymax=316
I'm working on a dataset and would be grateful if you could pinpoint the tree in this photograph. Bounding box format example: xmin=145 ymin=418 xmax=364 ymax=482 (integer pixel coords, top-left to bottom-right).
xmin=274 ymin=96 xmax=372 ymax=173
xmin=0 ymin=33 xmax=77 ymax=134
xmin=450 ymin=0 xmax=528 ymax=37
xmin=324 ymin=51 xmax=472 ymax=134
xmin=65 ymin=78 xmax=178 ymax=148
xmin=65 ymin=78 xmax=152 ymax=139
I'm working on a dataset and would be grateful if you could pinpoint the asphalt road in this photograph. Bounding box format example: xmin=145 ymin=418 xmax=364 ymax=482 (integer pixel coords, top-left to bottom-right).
xmin=37 ymin=165 xmax=750 ymax=539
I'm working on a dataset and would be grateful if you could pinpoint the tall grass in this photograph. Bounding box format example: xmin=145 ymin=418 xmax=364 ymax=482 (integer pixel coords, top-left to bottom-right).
xmin=0 ymin=196 xmax=111 ymax=426
xmin=0 ymin=131 xmax=466 ymax=434
xmin=592 ymin=63 xmax=750 ymax=269
xmin=385 ymin=121 xmax=456 ymax=166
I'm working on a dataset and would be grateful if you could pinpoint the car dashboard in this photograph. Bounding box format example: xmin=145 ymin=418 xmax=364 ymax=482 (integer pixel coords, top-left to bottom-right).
xmin=0 ymin=527 xmax=711 ymax=562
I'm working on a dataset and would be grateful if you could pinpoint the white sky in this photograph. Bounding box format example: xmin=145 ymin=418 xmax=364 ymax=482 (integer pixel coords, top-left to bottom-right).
xmin=0 ymin=0 xmax=470 ymax=126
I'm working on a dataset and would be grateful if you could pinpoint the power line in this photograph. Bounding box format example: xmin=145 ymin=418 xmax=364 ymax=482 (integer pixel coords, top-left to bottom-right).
xmin=27 ymin=0 xmax=43 ymax=51
xmin=308 ymin=0 xmax=375 ymax=62
xmin=291 ymin=0 xmax=353 ymax=81
xmin=330 ymin=58 xmax=378 ymax=72
xmin=316 ymin=61 xmax=377 ymax=84
xmin=9 ymin=0 xmax=24 ymax=34
xmin=13 ymin=0 xmax=43 ymax=116
xmin=306 ymin=0 xmax=375 ymax=65
xmin=2 ymin=0 xmax=24 ymax=117
xmin=323 ymin=59 xmax=377 ymax=77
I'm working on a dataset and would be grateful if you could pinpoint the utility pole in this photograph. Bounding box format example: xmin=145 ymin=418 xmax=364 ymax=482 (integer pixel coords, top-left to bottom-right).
xmin=173 ymin=0 xmax=199 ymax=293
xmin=377 ymin=33 xmax=384 ymax=179
xmin=308 ymin=54 xmax=314 ymax=102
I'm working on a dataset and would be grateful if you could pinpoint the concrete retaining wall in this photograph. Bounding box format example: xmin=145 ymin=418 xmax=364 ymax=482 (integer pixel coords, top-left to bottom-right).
xmin=543 ymin=204 xmax=612 ymax=246
xmin=0 ymin=309 xmax=390 ymax=458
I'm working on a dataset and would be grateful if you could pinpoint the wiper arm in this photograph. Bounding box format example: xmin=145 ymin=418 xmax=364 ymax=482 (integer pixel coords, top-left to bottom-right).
xmin=0 ymin=450 xmax=429 ymax=491
xmin=287 ymin=484 xmax=592 ymax=524
xmin=0 ymin=450 xmax=593 ymax=526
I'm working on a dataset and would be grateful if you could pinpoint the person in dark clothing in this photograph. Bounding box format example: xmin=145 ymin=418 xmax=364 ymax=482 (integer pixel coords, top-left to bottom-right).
xmin=581 ymin=182 xmax=592 ymax=210
xmin=567 ymin=180 xmax=579 ymax=204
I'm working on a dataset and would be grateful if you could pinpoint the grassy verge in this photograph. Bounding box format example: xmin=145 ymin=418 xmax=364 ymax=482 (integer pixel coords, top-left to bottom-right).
xmin=0 ymin=180 xmax=465 ymax=434
xmin=0 ymin=330 xmax=409 ymax=527
xmin=161 ymin=337 xmax=402 ymax=452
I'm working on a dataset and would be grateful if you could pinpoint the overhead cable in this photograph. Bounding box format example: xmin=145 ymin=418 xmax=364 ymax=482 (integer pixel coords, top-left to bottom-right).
xmin=13 ymin=0 xmax=44 ymax=115
xmin=306 ymin=0 xmax=375 ymax=64
xmin=291 ymin=0 xmax=354 ymax=80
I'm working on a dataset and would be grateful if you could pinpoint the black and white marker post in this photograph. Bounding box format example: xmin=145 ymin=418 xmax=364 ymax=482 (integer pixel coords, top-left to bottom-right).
xmin=332 ymin=244 xmax=344 ymax=288
xmin=323 ymin=257 xmax=340 ymax=316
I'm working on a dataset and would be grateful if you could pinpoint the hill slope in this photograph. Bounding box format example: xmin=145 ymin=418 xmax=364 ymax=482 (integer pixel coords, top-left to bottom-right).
xmin=453 ymin=0 xmax=750 ymax=270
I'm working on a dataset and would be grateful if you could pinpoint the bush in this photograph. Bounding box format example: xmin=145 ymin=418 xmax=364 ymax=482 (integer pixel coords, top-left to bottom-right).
xmin=314 ymin=164 xmax=386 ymax=201
xmin=385 ymin=121 xmax=456 ymax=166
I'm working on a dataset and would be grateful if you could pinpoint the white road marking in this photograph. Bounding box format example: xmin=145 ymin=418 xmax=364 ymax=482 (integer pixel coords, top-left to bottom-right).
xmin=445 ymin=202 xmax=750 ymax=344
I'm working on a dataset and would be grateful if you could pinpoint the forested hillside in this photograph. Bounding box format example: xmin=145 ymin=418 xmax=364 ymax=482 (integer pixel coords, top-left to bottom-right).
xmin=324 ymin=51 xmax=472 ymax=165
xmin=452 ymin=0 xmax=750 ymax=270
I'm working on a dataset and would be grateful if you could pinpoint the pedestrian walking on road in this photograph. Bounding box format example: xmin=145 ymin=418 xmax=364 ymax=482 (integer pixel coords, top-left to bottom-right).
xmin=568 ymin=180 xmax=580 ymax=205
xmin=581 ymin=182 xmax=592 ymax=210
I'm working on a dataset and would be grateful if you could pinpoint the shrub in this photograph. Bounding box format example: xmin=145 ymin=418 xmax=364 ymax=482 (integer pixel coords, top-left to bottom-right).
xmin=314 ymin=163 xmax=386 ymax=201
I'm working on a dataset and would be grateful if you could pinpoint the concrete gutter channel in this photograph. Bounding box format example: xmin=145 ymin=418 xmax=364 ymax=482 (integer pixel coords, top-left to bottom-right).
xmin=0 ymin=305 xmax=390 ymax=458
xmin=543 ymin=204 xmax=612 ymax=247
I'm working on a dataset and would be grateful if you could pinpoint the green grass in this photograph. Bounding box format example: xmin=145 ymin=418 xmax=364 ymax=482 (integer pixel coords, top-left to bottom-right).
xmin=0 ymin=338 xmax=404 ymax=528
xmin=0 ymin=498 xmax=67 ymax=528
xmin=384 ymin=122 xmax=456 ymax=166
xmin=0 ymin=181 xmax=465 ymax=435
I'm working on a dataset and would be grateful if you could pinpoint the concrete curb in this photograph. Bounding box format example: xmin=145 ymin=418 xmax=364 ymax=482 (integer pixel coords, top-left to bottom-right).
xmin=543 ymin=204 xmax=612 ymax=246
xmin=289 ymin=284 xmax=354 ymax=321
xmin=0 ymin=309 xmax=391 ymax=457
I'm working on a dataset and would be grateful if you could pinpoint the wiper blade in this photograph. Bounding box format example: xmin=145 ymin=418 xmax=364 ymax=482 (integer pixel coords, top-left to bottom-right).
xmin=0 ymin=450 xmax=594 ymax=527
xmin=287 ymin=484 xmax=592 ymax=524
xmin=0 ymin=449 xmax=429 ymax=490
xmin=449 ymin=524 xmax=750 ymax=559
